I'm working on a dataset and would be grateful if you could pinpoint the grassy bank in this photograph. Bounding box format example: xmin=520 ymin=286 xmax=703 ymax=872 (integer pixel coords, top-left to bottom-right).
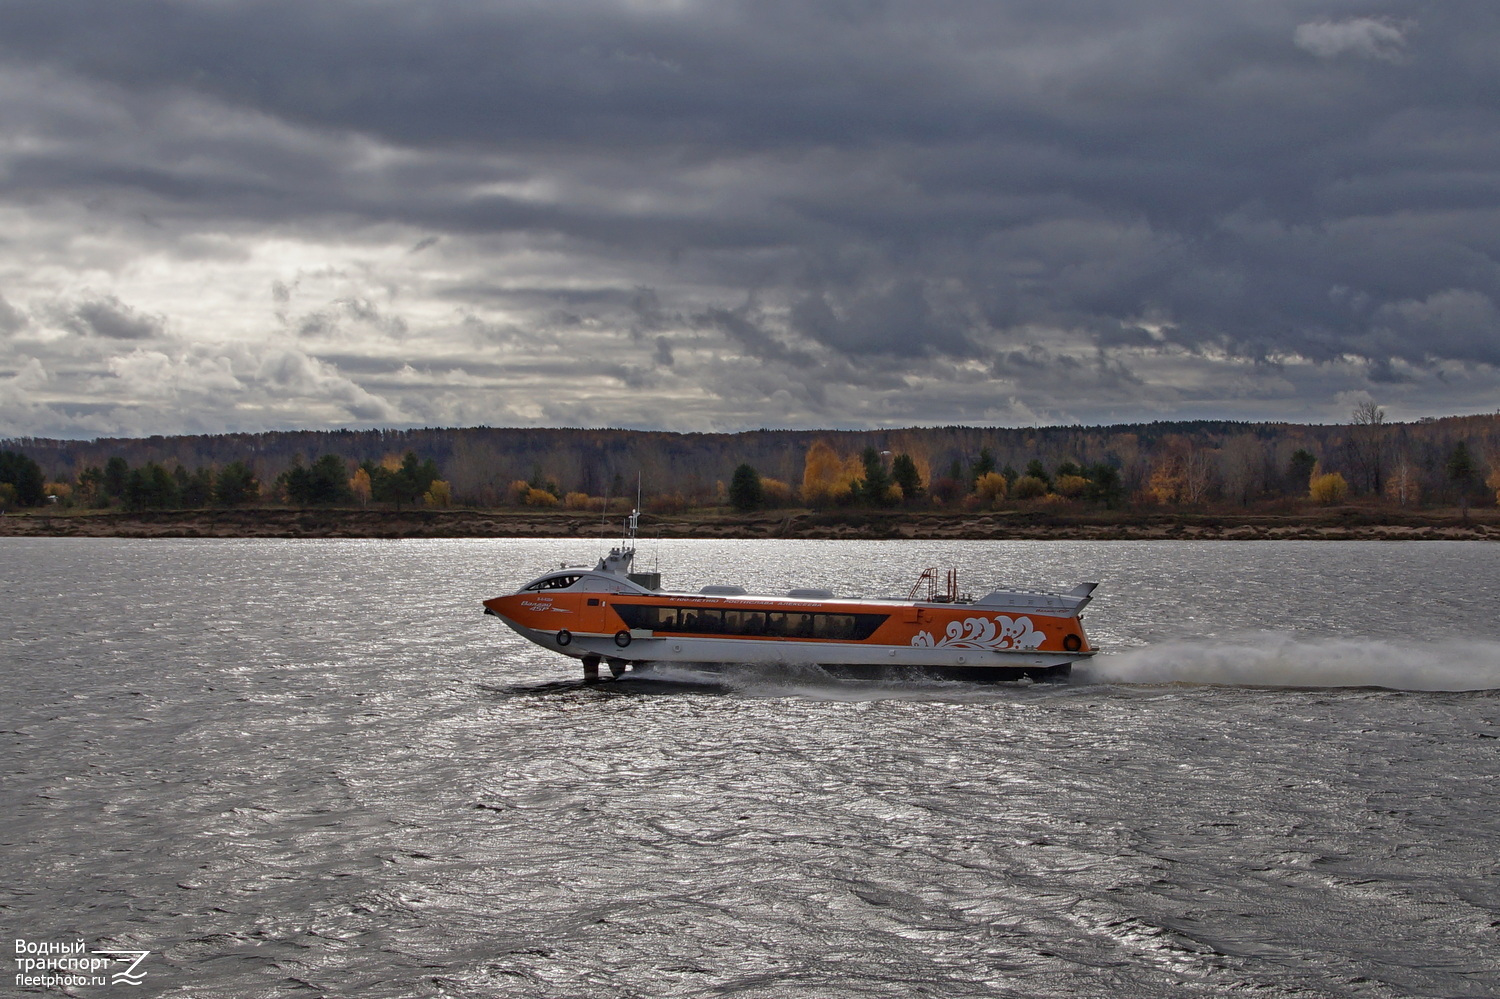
xmin=2 ymin=506 xmax=1497 ymax=541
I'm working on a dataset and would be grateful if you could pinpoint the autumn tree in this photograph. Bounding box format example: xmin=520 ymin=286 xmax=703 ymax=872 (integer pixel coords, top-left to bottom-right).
xmin=1309 ymin=470 xmax=1349 ymax=505
xmin=524 ymin=487 xmax=559 ymax=507
xmin=1012 ymin=475 xmax=1048 ymax=500
xmin=1054 ymin=473 xmax=1089 ymax=499
xmin=801 ymin=440 xmax=857 ymax=507
xmin=760 ymin=478 xmax=794 ymax=506
xmin=1148 ymin=437 xmax=1215 ymax=505
xmin=974 ymin=471 xmax=1008 ymax=506
xmin=424 ymin=480 xmax=453 ymax=507
xmin=1385 ymin=453 xmax=1420 ymax=506
xmin=350 ymin=467 xmax=373 ymax=507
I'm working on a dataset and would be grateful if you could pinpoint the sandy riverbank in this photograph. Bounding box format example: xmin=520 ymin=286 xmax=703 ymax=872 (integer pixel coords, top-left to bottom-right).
xmin=2 ymin=507 xmax=1497 ymax=540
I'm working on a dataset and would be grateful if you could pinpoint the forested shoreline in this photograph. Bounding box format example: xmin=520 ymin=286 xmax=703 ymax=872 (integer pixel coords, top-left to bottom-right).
xmin=3 ymin=410 xmax=1498 ymax=521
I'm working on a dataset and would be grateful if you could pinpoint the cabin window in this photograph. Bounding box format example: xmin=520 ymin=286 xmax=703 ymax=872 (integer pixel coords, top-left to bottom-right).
xmin=612 ymin=603 xmax=887 ymax=641
xmin=523 ymin=574 xmax=582 ymax=591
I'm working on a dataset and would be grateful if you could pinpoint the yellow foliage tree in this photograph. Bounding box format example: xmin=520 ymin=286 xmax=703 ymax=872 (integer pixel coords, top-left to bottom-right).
xmin=1012 ymin=475 xmax=1048 ymax=500
xmin=424 ymin=480 xmax=452 ymax=507
xmin=801 ymin=440 xmax=858 ymax=507
xmin=524 ymin=487 xmax=559 ymax=507
xmin=563 ymin=491 xmax=592 ymax=510
xmin=1487 ymin=467 xmax=1500 ymax=506
xmin=509 ymin=479 xmax=531 ymax=505
xmin=1054 ymin=474 xmax=1089 ymax=499
xmin=1147 ymin=461 xmax=1184 ymax=504
xmin=974 ymin=471 xmax=1008 ymax=505
xmin=349 ymin=467 xmax=372 ymax=506
xmin=761 ymin=477 xmax=794 ymax=506
xmin=1309 ymin=471 xmax=1349 ymax=504
xmin=1147 ymin=436 xmax=1213 ymax=504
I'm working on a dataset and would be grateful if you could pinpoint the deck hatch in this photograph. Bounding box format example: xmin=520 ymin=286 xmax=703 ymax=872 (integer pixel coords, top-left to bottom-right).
xmin=613 ymin=604 xmax=889 ymax=641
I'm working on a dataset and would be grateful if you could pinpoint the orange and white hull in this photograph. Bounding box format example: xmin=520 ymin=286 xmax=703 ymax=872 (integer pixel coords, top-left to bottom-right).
xmin=484 ymin=555 xmax=1097 ymax=682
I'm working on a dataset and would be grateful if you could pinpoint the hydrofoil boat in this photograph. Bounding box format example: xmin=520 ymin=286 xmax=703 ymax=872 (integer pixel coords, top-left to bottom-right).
xmin=483 ymin=513 xmax=1097 ymax=682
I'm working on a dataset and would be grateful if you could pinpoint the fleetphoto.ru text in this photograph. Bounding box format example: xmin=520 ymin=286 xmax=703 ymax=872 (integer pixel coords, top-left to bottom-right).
xmin=13 ymin=938 xmax=150 ymax=988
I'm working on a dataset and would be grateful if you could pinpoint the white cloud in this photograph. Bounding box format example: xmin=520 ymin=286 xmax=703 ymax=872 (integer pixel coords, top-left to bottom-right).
xmin=1294 ymin=18 xmax=1410 ymax=62
xmin=254 ymin=349 xmax=406 ymax=423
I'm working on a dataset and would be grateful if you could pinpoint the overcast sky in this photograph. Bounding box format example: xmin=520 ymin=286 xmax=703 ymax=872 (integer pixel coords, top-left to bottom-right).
xmin=2 ymin=1 xmax=1498 ymax=438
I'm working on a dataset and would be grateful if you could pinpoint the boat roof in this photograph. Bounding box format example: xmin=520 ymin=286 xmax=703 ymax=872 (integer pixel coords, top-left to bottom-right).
xmin=516 ymin=568 xmax=1095 ymax=614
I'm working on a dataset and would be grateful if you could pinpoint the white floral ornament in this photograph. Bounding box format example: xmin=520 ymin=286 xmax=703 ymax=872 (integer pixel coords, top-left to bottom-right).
xmin=911 ymin=615 xmax=1045 ymax=651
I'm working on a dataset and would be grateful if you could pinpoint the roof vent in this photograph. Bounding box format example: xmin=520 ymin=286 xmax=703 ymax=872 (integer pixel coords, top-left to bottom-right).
xmin=699 ymin=584 xmax=748 ymax=595
xmin=786 ymin=588 xmax=835 ymax=599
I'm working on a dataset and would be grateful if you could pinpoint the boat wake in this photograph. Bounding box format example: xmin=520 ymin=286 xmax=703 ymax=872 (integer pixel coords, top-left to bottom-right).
xmin=1078 ymin=632 xmax=1500 ymax=692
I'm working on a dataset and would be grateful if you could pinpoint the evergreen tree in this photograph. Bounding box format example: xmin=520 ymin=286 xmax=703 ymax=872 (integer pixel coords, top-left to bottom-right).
xmin=283 ymin=454 xmax=355 ymax=505
xmin=1287 ymin=449 xmax=1317 ymax=494
xmin=1083 ymin=463 xmax=1124 ymax=507
xmin=103 ymin=456 xmax=130 ymax=501
xmin=308 ymin=454 xmax=354 ymax=504
xmin=215 ymin=461 xmax=259 ymax=506
xmin=728 ymin=463 xmax=763 ymax=512
xmin=858 ymin=447 xmax=894 ymax=506
xmin=1447 ymin=441 xmax=1475 ymax=490
xmin=1448 ymin=441 xmax=1475 ymax=518
xmin=890 ymin=453 xmax=923 ymax=502
xmin=0 ymin=450 xmax=46 ymax=506
xmin=970 ymin=447 xmax=996 ymax=485
xmin=1024 ymin=459 xmax=1051 ymax=490
xmin=180 ymin=467 xmax=216 ymax=507
xmin=123 ymin=463 xmax=179 ymax=509
xmin=77 ymin=465 xmax=105 ymax=506
xmin=370 ymin=452 xmax=439 ymax=508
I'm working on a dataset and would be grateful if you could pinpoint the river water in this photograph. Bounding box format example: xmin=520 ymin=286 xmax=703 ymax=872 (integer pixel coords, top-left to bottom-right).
xmin=3 ymin=538 xmax=1498 ymax=998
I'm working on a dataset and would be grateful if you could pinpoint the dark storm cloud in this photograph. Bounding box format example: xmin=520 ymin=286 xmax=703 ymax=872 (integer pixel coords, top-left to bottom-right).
xmin=693 ymin=306 xmax=815 ymax=367
xmin=52 ymin=295 xmax=164 ymax=341
xmin=2 ymin=0 xmax=1500 ymax=432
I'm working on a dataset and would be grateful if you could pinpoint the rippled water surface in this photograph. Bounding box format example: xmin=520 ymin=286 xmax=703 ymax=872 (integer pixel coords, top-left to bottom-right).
xmin=3 ymin=538 xmax=1499 ymax=997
